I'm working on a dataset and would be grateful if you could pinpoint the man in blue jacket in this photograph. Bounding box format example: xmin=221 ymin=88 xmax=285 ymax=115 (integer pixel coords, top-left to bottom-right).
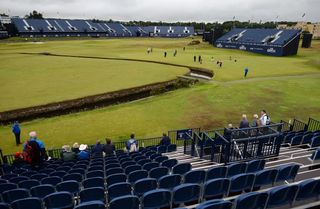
xmin=12 ymin=121 xmax=21 ymax=145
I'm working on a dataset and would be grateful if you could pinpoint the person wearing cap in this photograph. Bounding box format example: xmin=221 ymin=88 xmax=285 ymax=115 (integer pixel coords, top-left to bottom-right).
xmin=61 ymin=145 xmax=76 ymax=161
xmin=12 ymin=121 xmax=21 ymax=145
xmin=78 ymin=144 xmax=90 ymax=160
xmin=12 ymin=152 xmax=24 ymax=166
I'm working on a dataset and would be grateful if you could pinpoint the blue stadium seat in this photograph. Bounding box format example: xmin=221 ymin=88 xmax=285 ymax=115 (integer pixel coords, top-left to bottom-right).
xmin=167 ymin=144 xmax=177 ymax=152
xmin=253 ymin=169 xmax=278 ymax=189
xmin=86 ymin=170 xmax=104 ymax=178
xmin=122 ymin=161 xmax=137 ymax=169
xmin=106 ymin=173 xmax=127 ymax=187
xmin=228 ymin=173 xmax=255 ymax=196
xmin=105 ymin=160 xmax=119 ymax=166
xmin=295 ymin=179 xmax=320 ymax=201
xmin=145 ymin=151 xmax=156 ymax=157
xmin=161 ymin=159 xmax=178 ymax=169
xmin=128 ymin=170 xmax=148 ymax=183
xmin=21 ymin=170 xmax=37 ymax=177
xmin=142 ymin=162 xmax=160 ymax=171
xmin=172 ymin=183 xmax=201 ymax=206
xmin=159 ymin=174 xmax=182 ymax=189
xmin=133 ymin=156 xmax=146 ymax=162
xmin=88 ymin=166 xmax=103 ymax=172
xmin=106 ymin=168 xmax=124 ymax=176
xmin=235 ymin=192 xmax=268 ymax=209
xmin=63 ymin=173 xmax=83 ymax=182
xmin=31 ymin=173 xmax=48 ymax=181
xmin=41 ymin=176 xmax=62 ymax=186
xmin=137 ymin=159 xmax=152 ymax=166
xmin=10 ymin=176 xmax=29 ymax=184
xmin=154 ymin=156 xmax=169 ymax=163
xmin=79 ymin=187 xmax=105 ymax=203
xmin=133 ymin=178 xmax=157 ymax=196
xmin=125 ymin=165 xmax=142 ymax=175
xmin=11 ymin=197 xmax=42 ymax=209
xmin=184 ymin=170 xmax=206 ymax=184
xmin=142 ymin=189 xmax=171 ymax=209
xmin=30 ymin=184 xmax=56 ymax=199
xmin=196 ymin=199 xmax=233 ymax=209
xmin=57 ymin=166 xmax=71 ymax=172
xmin=18 ymin=179 xmax=40 ymax=189
xmin=0 ymin=203 xmax=10 ymax=209
xmin=56 ymin=180 xmax=80 ymax=194
xmin=149 ymin=166 xmax=169 ymax=179
xmin=275 ymin=164 xmax=300 ymax=183
xmin=172 ymin=163 xmax=192 ymax=175
xmin=108 ymin=182 xmax=132 ymax=201
xmin=157 ymin=145 xmax=167 ymax=153
xmin=203 ymin=178 xmax=230 ymax=200
xmin=311 ymin=136 xmax=320 ymax=147
xmin=246 ymin=159 xmax=265 ymax=173
xmin=308 ymin=148 xmax=320 ymax=164
xmin=105 ymin=163 xmax=121 ymax=170
xmin=149 ymin=153 xmax=161 ymax=160
xmin=302 ymin=133 xmax=314 ymax=144
xmin=44 ymin=191 xmax=74 ymax=209
xmin=74 ymin=200 xmax=106 ymax=209
xmin=206 ymin=166 xmax=227 ymax=180
xmin=290 ymin=135 xmax=303 ymax=146
xmin=50 ymin=171 xmax=67 ymax=178
xmin=69 ymin=168 xmax=86 ymax=176
xmin=267 ymin=184 xmax=299 ymax=208
xmin=39 ymin=168 xmax=55 ymax=175
xmin=109 ymin=195 xmax=140 ymax=209
xmin=0 ymin=183 xmax=18 ymax=193
xmin=1 ymin=174 xmax=17 ymax=180
xmin=83 ymin=177 xmax=105 ymax=189
xmin=2 ymin=188 xmax=30 ymax=203
xmin=0 ymin=179 xmax=7 ymax=184
xmin=227 ymin=162 xmax=247 ymax=177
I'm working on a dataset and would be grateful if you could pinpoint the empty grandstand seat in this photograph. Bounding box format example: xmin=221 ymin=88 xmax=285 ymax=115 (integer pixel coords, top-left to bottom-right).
xmin=142 ymin=189 xmax=172 ymax=209
xmin=246 ymin=159 xmax=265 ymax=173
xmin=0 ymin=183 xmax=18 ymax=193
xmin=295 ymin=179 xmax=320 ymax=201
xmin=184 ymin=170 xmax=206 ymax=184
xmin=154 ymin=156 xmax=169 ymax=163
xmin=142 ymin=162 xmax=160 ymax=171
xmin=105 ymin=163 xmax=121 ymax=170
xmin=133 ymin=156 xmax=145 ymax=162
xmin=43 ymin=191 xmax=74 ymax=209
xmin=137 ymin=159 xmax=151 ymax=166
xmin=106 ymin=173 xmax=127 ymax=187
xmin=196 ymin=199 xmax=233 ymax=209
xmin=79 ymin=187 xmax=105 ymax=203
xmin=21 ymin=170 xmax=37 ymax=177
xmin=228 ymin=173 xmax=255 ymax=196
xmin=128 ymin=170 xmax=148 ymax=183
xmin=302 ymin=133 xmax=314 ymax=144
xmin=83 ymin=177 xmax=105 ymax=189
xmin=172 ymin=163 xmax=192 ymax=175
xmin=125 ymin=165 xmax=143 ymax=175
xmin=161 ymin=159 xmax=178 ymax=169
xmin=159 ymin=174 xmax=182 ymax=189
xmin=86 ymin=170 xmax=104 ymax=178
xmin=157 ymin=145 xmax=167 ymax=153
xmin=41 ymin=176 xmax=62 ymax=186
xmin=149 ymin=153 xmax=162 ymax=160
xmin=253 ymin=169 xmax=277 ymax=189
xmin=308 ymin=148 xmax=320 ymax=164
xmin=109 ymin=195 xmax=140 ymax=209
xmin=11 ymin=197 xmax=42 ymax=209
xmin=50 ymin=171 xmax=68 ymax=178
xmin=167 ymin=144 xmax=177 ymax=152
xmin=57 ymin=166 xmax=71 ymax=172
xmin=106 ymin=168 xmax=124 ymax=176
xmin=108 ymin=182 xmax=132 ymax=201
xmin=227 ymin=162 xmax=247 ymax=177
xmin=56 ymin=180 xmax=80 ymax=194
xmin=310 ymin=136 xmax=320 ymax=147
xmin=267 ymin=184 xmax=299 ymax=208
xmin=69 ymin=168 xmax=86 ymax=176
xmin=206 ymin=166 xmax=227 ymax=180
xmin=63 ymin=173 xmax=83 ymax=182
xmin=10 ymin=176 xmax=29 ymax=184
xmin=74 ymin=200 xmax=106 ymax=209
xmin=18 ymin=179 xmax=40 ymax=189
xmin=0 ymin=179 xmax=7 ymax=184
xmin=172 ymin=183 xmax=201 ymax=206
xmin=291 ymin=135 xmax=304 ymax=146
xmin=149 ymin=166 xmax=169 ymax=179
xmin=133 ymin=178 xmax=157 ymax=196
xmin=30 ymin=184 xmax=56 ymax=199
xmin=88 ymin=165 xmax=103 ymax=172
xmin=2 ymin=188 xmax=30 ymax=203
xmin=39 ymin=168 xmax=55 ymax=175
xmin=31 ymin=173 xmax=48 ymax=181
xmin=203 ymin=178 xmax=230 ymax=200
xmin=235 ymin=192 xmax=269 ymax=209
xmin=0 ymin=203 xmax=10 ymax=209
xmin=1 ymin=173 xmax=17 ymax=180
xmin=275 ymin=163 xmax=300 ymax=183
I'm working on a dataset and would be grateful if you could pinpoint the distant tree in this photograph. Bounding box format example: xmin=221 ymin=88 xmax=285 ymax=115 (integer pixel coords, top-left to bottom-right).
xmin=25 ymin=10 xmax=43 ymax=19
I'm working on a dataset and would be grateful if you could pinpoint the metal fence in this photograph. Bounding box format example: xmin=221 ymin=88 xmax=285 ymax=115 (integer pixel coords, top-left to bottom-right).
xmin=292 ymin=119 xmax=308 ymax=131
xmin=308 ymin=118 xmax=320 ymax=131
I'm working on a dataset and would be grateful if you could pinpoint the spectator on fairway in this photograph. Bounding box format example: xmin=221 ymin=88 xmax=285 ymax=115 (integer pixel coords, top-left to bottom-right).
xmin=173 ymin=49 xmax=177 ymax=57
xmin=239 ymin=114 xmax=250 ymax=129
xmin=252 ymin=114 xmax=260 ymax=127
xmin=219 ymin=61 xmax=223 ymax=67
xmin=164 ymin=51 xmax=167 ymax=57
xmin=260 ymin=110 xmax=271 ymax=126
xmin=61 ymin=145 xmax=76 ymax=161
xmin=12 ymin=121 xmax=21 ymax=146
xmin=198 ymin=55 xmax=202 ymax=63
xmin=103 ymin=138 xmax=115 ymax=156
xmin=92 ymin=140 xmax=104 ymax=154
xmin=194 ymin=55 xmax=196 ymax=62
xmin=72 ymin=142 xmax=80 ymax=154
xmin=78 ymin=144 xmax=90 ymax=160
xmin=244 ymin=67 xmax=249 ymax=78
xmin=126 ymin=134 xmax=138 ymax=152
xmin=160 ymin=133 xmax=171 ymax=146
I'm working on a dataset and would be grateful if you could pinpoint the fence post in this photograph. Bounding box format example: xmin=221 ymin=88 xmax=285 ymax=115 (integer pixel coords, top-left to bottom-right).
xmin=199 ymin=132 xmax=204 ymax=159
xmin=0 ymin=148 xmax=3 ymax=165
xmin=191 ymin=134 xmax=196 ymax=156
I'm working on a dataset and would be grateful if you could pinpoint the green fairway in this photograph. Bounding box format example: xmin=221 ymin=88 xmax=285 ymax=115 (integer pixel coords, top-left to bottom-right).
xmin=0 ymin=37 xmax=319 ymax=155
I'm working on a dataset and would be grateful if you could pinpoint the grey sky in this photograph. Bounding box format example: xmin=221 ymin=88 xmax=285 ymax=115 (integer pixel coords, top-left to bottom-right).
xmin=1 ymin=0 xmax=319 ymax=22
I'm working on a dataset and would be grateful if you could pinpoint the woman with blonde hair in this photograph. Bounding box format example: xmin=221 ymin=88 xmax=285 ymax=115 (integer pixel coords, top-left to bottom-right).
xmin=252 ymin=114 xmax=259 ymax=127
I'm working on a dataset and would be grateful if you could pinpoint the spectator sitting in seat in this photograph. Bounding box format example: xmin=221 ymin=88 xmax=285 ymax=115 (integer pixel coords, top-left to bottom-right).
xmin=103 ymin=138 xmax=115 ymax=156
xmin=239 ymin=114 xmax=250 ymax=129
xmin=12 ymin=152 xmax=25 ymax=167
xmin=126 ymin=134 xmax=138 ymax=152
xmin=78 ymin=144 xmax=90 ymax=160
xmin=92 ymin=140 xmax=103 ymax=154
xmin=252 ymin=114 xmax=260 ymax=127
xmin=61 ymin=145 xmax=76 ymax=161
xmin=72 ymin=142 xmax=80 ymax=154
xmin=160 ymin=133 xmax=171 ymax=146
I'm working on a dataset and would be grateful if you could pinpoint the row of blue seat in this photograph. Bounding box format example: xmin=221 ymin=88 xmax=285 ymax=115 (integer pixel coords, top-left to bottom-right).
xmin=281 ymin=130 xmax=320 ymax=147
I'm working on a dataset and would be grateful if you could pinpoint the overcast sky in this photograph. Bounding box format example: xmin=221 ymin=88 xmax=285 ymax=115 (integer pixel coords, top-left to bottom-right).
xmin=1 ymin=0 xmax=319 ymax=22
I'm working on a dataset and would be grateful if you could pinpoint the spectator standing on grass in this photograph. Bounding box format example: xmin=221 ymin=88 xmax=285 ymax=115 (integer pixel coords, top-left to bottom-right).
xmin=173 ymin=49 xmax=177 ymax=57
xmin=198 ymin=55 xmax=202 ymax=63
xmin=239 ymin=114 xmax=250 ymax=129
xmin=12 ymin=121 xmax=21 ymax=146
xmin=160 ymin=133 xmax=171 ymax=146
xmin=244 ymin=67 xmax=249 ymax=78
xmin=194 ymin=55 xmax=196 ymax=62
xmin=92 ymin=140 xmax=104 ymax=154
xmin=164 ymin=51 xmax=167 ymax=58
xmin=78 ymin=144 xmax=90 ymax=160
xmin=103 ymin=138 xmax=115 ymax=156
xmin=126 ymin=134 xmax=138 ymax=152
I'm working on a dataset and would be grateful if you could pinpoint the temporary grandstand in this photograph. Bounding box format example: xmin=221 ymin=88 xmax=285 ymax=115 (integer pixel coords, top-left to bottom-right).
xmin=0 ymin=117 xmax=320 ymax=209
xmin=10 ymin=18 xmax=194 ymax=38
xmin=215 ymin=28 xmax=301 ymax=56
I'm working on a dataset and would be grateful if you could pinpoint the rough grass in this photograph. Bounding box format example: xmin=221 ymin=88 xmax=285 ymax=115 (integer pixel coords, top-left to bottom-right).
xmin=0 ymin=37 xmax=319 ymax=154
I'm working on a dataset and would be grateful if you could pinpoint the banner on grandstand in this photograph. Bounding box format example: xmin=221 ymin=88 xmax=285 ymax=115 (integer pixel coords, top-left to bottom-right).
xmin=176 ymin=128 xmax=193 ymax=140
